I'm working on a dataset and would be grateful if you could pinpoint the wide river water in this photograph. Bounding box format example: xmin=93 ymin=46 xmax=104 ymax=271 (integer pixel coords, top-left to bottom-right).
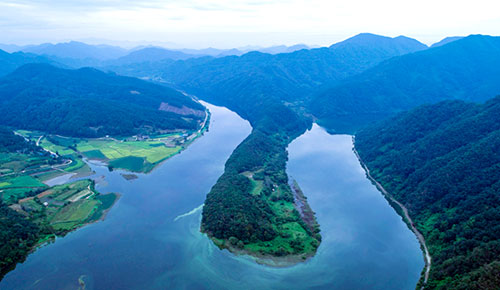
xmin=1 ymin=104 xmax=423 ymax=289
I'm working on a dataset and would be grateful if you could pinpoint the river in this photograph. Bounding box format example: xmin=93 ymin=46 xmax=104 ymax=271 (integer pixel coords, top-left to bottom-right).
xmin=0 ymin=105 xmax=423 ymax=289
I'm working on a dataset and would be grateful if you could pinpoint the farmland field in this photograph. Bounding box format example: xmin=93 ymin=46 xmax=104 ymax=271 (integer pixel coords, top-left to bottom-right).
xmin=17 ymin=129 xmax=200 ymax=173
xmin=17 ymin=180 xmax=119 ymax=233
xmin=39 ymin=138 xmax=75 ymax=156
xmin=0 ymin=175 xmax=46 ymax=189
xmin=76 ymin=140 xmax=181 ymax=163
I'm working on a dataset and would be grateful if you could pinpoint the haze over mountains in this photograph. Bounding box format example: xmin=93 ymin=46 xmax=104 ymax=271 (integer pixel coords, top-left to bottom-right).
xmin=0 ymin=33 xmax=491 ymax=134
xmin=102 ymin=34 xmax=429 ymax=123
xmin=95 ymin=33 xmax=499 ymax=136
xmin=0 ymin=41 xmax=314 ymax=69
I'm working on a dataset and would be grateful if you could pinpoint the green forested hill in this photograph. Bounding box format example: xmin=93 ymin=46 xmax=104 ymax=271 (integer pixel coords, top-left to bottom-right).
xmin=311 ymin=35 xmax=500 ymax=133
xmin=0 ymin=49 xmax=55 ymax=77
xmin=355 ymin=96 xmax=500 ymax=289
xmin=0 ymin=64 xmax=205 ymax=137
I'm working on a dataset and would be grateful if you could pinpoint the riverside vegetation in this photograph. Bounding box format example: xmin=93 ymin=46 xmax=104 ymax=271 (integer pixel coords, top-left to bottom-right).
xmin=355 ymin=96 xmax=500 ymax=289
xmin=0 ymin=127 xmax=118 ymax=279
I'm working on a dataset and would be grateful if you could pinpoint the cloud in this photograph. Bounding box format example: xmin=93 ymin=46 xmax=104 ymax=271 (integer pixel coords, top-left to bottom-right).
xmin=0 ymin=0 xmax=499 ymax=47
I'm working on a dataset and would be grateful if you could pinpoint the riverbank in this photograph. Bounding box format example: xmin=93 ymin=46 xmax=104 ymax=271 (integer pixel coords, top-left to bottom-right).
xmin=208 ymin=235 xmax=316 ymax=267
xmin=352 ymin=136 xmax=431 ymax=288
xmin=16 ymin=108 xmax=210 ymax=174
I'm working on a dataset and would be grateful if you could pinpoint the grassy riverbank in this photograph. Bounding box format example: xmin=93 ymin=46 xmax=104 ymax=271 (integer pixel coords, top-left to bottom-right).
xmin=16 ymin=111 xmax=209 ymax=173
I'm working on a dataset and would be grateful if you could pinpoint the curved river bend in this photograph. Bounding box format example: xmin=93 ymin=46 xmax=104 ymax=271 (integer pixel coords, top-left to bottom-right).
xmin=0 ymin=106 xmax=423 ymax=289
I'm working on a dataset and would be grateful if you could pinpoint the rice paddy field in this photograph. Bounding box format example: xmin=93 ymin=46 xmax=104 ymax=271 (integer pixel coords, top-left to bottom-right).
xmin=38 ymin=139 xmax=75 ymax=156
xmin=15 ymin=125 xmax=206 ymax=173
xmin=76 ymin=139 xmax=182 ymax=172
xmin=18 ymin=131 xmax=187 ymax=173
xmin=76 ymin=140 xmax=181 ymax=164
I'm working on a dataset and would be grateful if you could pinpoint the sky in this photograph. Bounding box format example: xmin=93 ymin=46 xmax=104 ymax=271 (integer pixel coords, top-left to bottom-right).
xmin=0 ymin=0 xmax=499 ymax=48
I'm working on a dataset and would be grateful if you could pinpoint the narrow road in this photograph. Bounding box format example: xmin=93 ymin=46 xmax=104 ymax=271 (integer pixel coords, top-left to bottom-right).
xmin=1 ymin=132 xmax=72 ymax=178
xmin=352 ymin=137 xmax=431 ymax=288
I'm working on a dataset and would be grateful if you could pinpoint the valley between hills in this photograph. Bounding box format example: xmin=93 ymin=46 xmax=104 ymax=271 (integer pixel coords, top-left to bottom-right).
xmin=1 ymin=33 xmax=500 ymax=289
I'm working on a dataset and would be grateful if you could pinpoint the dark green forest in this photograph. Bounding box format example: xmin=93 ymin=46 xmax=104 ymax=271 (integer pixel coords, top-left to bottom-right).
xmin=0 ymin=63 xmax=205 ymax=137
xmin=0 ymin=127 xmax=37 ymax=153
xmin=355 ymin=96 xmax=500 ymax=289
xmin=0 ymin=199 xmax=45 ymax=280
xmin=311 ymin=35 xmax=500 ymax=133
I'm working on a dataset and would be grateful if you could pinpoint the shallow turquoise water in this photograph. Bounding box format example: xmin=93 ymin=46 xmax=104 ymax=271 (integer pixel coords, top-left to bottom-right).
xmin=0 ymin=106 xmax=423 ymax=290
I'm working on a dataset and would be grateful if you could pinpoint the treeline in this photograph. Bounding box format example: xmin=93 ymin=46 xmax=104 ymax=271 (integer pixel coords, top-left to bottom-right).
xmin=355 ymin=96 xmax=500 ymax=289
xmin=0 ymin=200 xmax=46 ymax=280
xmin=0 ymin=126 xmax=35 ymax=153
xmin=0 ymin=63 xmax=205 ymax=138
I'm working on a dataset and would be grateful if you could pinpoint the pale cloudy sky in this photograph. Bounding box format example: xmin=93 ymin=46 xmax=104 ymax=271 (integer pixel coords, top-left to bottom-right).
xmin=0 ymin=0 xmax=499 ymax=48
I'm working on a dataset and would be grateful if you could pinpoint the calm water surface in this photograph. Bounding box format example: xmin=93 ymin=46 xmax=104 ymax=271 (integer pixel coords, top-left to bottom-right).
xmin=1 ymin=107 xmax=423 ymax=290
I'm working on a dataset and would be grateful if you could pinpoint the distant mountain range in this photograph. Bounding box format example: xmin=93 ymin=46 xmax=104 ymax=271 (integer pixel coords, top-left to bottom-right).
xmin=430 ymin=36 xmax=464 ymax=48
xmin=0 ymin=35 xmax=468 ymax=68
xmin=311 ymin=35 xmax=500 ymax=132
xmin=0 ymin=41 xmax=312 ymax=69
xmin=0 ymin=63 xmax=205 ymax=137
xmin=20 ymin=41 xmax=129 ymax=60
xmin=2 ymin=34 xmax=497 ymax=136
xmin=0 ymin=50 xmax=56 ymax=77
xmin=103 ymin=33 xmax=428 ymax=123
xmin=331 ymin=33 xmax=428 ymax=53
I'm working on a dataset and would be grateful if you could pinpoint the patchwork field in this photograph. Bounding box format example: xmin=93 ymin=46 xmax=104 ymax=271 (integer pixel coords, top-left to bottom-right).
xmin=16 ymin=116 xmax=209 ymax=174
xmin=77 ymin=139 xmax=182 ymax=172
xmin=17 ymin=131 xmax=191 ymax=173
xmin=76 ymin=139 xmax=181 ymax=163
xmin=17 ymin=180 xmax=119 ymax=233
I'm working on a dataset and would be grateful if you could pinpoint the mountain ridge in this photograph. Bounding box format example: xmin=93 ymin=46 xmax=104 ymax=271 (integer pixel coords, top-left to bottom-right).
xmin=311 ymin=34 xmax=500 ymax=133
xmin=0 ymin=63 xmax=205 ymax=137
